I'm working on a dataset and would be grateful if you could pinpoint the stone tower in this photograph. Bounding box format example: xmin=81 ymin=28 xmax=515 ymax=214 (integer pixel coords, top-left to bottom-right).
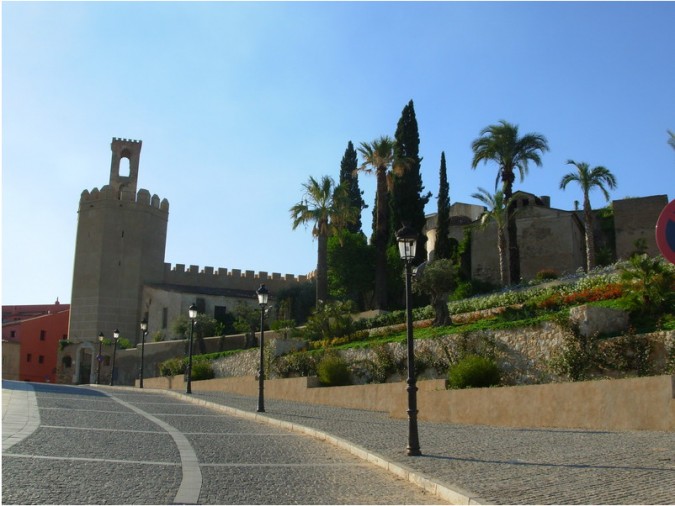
xmin=68 ymin=138 xmax=169 ymax=345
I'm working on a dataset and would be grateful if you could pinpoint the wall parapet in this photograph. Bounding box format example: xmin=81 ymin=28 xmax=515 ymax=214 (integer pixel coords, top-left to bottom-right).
xmin=161 ymin=263 xmax=313 ymax=291
xmin=79 ymin=186 xmax=169 ymax=211
xmin=164 ymin=263 xmax=310 ymax=282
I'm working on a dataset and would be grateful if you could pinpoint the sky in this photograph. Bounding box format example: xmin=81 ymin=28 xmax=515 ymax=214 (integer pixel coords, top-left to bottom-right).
xmin=2 ymin=1 xmax=674 ymax=306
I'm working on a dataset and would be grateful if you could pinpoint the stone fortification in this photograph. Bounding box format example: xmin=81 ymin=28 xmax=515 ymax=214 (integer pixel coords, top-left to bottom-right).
xmin=162 ymin=263 xmax=311 ymax=293
xmin=79 ymin=185 xmax=169 ymax=211
xmin=614 ymin=195 xmax=668 ymax=259
xmin=69 ymin=138 xmax=169 ymax=347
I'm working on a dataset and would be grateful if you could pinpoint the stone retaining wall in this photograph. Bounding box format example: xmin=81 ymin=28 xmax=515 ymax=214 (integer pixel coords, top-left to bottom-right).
xmin=140 ymin=374 xmax=675 ymax=431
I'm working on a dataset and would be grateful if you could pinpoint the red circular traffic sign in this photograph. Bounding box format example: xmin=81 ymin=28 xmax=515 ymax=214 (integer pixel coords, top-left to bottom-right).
xmin=655 ymin=199 xmax=675 ymax=264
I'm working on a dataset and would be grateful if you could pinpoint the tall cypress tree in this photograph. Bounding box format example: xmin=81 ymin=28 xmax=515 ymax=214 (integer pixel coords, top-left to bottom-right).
xmin=392 ymin=100 xmax=431 ymax=265
xmin=435 ymin=152 xmax=452 ymax=260
xmin=338 ymin=141 xmax=366 ymax=235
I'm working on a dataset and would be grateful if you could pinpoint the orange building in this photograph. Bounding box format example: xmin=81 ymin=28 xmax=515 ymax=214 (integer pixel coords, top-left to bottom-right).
xmin=2 ymin=308 xmax=69 ymax=383
xmin=2 ymin=300 xmax=69 ymax=323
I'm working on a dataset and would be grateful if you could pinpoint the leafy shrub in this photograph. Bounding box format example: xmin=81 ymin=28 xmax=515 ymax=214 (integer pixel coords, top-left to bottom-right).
xmin=309 ymin=330 xmax=370 ymax=350
xmin=620 ymin=254 xmax=675 ymax=316
xmin=369 ymin=344 xmax=406 ymax=383
xmin=159 ymin=357 xmax=185 ymax=377
xmin=550 ymin=315 xmax=598 ymax=381
xmin=302 ymin=300 xmax=357 ymax=341
xmin=272 ymin=351 xmax=317 ymax=378
xmin=597 ymin=331 xmax=651 ymax=377
xmin=271 ymin=319 xmax=297 ymax=338
xmin=447 ymin=355 xmax=500 ymax=389
xmin=190 ymin=360 xmax=215 ymax=381
xmin=535 ymin=269 xmax=559 ymax=281
xmin=317 ymin=353 xmax=351 ymax=386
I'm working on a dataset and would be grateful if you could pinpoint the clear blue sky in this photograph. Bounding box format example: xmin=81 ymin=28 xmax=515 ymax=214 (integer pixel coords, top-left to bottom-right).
xmin=3 ymin=1 xmax=674 ymax=305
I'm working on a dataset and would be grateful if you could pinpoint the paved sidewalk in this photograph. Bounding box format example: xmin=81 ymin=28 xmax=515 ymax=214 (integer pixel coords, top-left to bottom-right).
xmin=171 ymin=389 xmax=674 ymax=505
xmin=2 ymin=381 xmax=40 ymax=452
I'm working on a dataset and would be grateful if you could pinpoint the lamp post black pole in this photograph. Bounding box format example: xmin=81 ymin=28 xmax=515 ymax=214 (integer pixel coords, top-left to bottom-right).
xmin=256 ymin=284 xmax=269 ymax=413
xmin=404 ymin=259 xmax=421 ymax=456
xmin=139 ymin=319 xmax=148 ymax=389
xmin=96 ymin=333 xmax=104 ymax=385
xmin=396 ymin=223 xmax=421 ymax=457
xmin=109 ymin=329 xmax=119 ymax=386
xmin=187 ymin=314 xmax=195 ymax=394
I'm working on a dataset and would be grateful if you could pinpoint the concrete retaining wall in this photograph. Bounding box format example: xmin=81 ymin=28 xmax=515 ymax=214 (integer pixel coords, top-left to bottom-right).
xmin=140 ymin=374 xmax=674 ymax=431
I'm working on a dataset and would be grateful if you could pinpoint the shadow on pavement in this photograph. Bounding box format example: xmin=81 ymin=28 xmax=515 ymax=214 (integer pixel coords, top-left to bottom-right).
xmin=2 ymin=380 xmax=107 ymax=397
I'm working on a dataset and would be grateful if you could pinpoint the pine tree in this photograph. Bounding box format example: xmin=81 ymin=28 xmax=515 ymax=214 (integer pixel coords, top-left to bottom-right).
xmin=435 ymin=152 xmax=452 ymax=260
xmin=392 ymin=100 xmax=431 ymax=265
xmin=339 ymin=141 xmax=366 ymax=234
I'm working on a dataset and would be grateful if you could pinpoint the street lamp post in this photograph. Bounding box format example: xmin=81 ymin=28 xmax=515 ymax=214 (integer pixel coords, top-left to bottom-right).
xmin=109 ymin=329 xmax=120 ymax=386
xmin=96 ymin=332 xmax=104 ymax=385
xmin=256 ymin=284 xmax=269 ymax=413
xmin=186 ymin=303 xmax=198 ymax=394
xmin=139 ymin=319 xmax=148 ymax=389
xmin=396 ymin=224 xmax=422 ymax=456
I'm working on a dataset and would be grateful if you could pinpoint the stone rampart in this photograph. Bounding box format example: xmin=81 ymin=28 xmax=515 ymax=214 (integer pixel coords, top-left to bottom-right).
xmin=161 ymin=263 xmax=313 ymax=292
xmin=613 ymin=195 xmax=668 ymax=259
xmin=79 ymin=186 xmax=169 ymax=211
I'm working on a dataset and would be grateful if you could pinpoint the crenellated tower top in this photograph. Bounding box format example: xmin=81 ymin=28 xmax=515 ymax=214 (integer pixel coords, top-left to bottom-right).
xmin=109 ymin=137 xmax=142 ymax=199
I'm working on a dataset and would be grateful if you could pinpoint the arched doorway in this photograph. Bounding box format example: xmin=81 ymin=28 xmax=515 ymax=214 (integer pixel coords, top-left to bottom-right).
xmin=76 ymin=344 xmax=95 ymax=384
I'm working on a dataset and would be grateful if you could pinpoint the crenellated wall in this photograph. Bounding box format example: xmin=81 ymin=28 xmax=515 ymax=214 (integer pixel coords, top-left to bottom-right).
xmin=161 ymin=263 xmax=312 ymax=291
xmin=79 ymin=186 xmax=170 ymax=211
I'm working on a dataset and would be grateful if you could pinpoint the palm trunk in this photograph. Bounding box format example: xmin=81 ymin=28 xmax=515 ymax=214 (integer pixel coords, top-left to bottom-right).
xmin=583 ymin=197 xmax=595 ymax=272
xmin=375 ymin=167 xmax=388 ymax=309
xmin=497 ymin=227 xmax=507 ymax=286
xmin=502 ymin=175 xmax=520 ymax=285
xmin=316 ymin=231 xmax=328 ymax=305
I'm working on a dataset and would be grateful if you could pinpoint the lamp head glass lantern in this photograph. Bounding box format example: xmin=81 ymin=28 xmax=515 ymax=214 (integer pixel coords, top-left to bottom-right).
xmin=188 ymin=303 xmax=198 ymax=320
xmin=396 ymin=224 xmax=417 ymax=261
xmin=98 ymin=332 xmax=104 ymax=342
xmin=113 ymin=329 xmax=120 ymax=340
xmin=140 ymin=319 xmax=148 ymax=333
xmin=256 ymin=284 xmax=269 ymax=306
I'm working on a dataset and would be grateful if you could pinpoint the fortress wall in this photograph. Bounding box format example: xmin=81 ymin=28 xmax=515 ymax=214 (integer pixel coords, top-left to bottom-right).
xmin=162 ymin=263 xmax=312 ymax=293
xmin=614 ymin=195 xmax=668 ymax=259
xmin=69 ymin=185 xmax=169 ymax=344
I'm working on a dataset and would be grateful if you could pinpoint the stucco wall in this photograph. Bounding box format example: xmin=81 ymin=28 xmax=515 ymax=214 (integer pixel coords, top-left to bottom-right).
xmin=140 ymin=374 xmax=674 ymax=431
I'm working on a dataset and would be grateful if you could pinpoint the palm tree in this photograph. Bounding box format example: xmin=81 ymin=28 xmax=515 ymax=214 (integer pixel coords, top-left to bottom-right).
xmin=356 ymin=136 xmax=410 ymax=309
xmin=668 ymin=130 xmax=675 ymax=151
xmin=290 ymin=176 xmax=357 ymax=305
xmin=472 ymin=188 xmax=509 ymax=286
xmin=560 ymin=160 xmax=617 ymax=272
xmin=471 ymin=120 xmax=549 ymax=284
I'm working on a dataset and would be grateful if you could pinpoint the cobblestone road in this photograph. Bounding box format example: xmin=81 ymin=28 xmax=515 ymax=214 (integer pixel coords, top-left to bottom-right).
xmin=1 ymin=383 xmax=443 ymax=505
xmin=188 ymin=390 xmax=675 ymax=505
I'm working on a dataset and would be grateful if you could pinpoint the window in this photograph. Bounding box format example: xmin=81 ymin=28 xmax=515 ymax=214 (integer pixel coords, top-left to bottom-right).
xmin=196 ymin=298 xmax=206 ymax=314
xmin=26 ymin=353 xmax=32 ymax=363
xmin=10 ymin=330 xmax=15 ymax=338
xmin=119 ymin=156 xmax=131 ymax=178
xmin=62 ymin=356 xmax=72 ymax=368
xmin=38 ymin=355 xmax=44 ymax=364
xmin=40 ymin=330 xmax=46 ymax=341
